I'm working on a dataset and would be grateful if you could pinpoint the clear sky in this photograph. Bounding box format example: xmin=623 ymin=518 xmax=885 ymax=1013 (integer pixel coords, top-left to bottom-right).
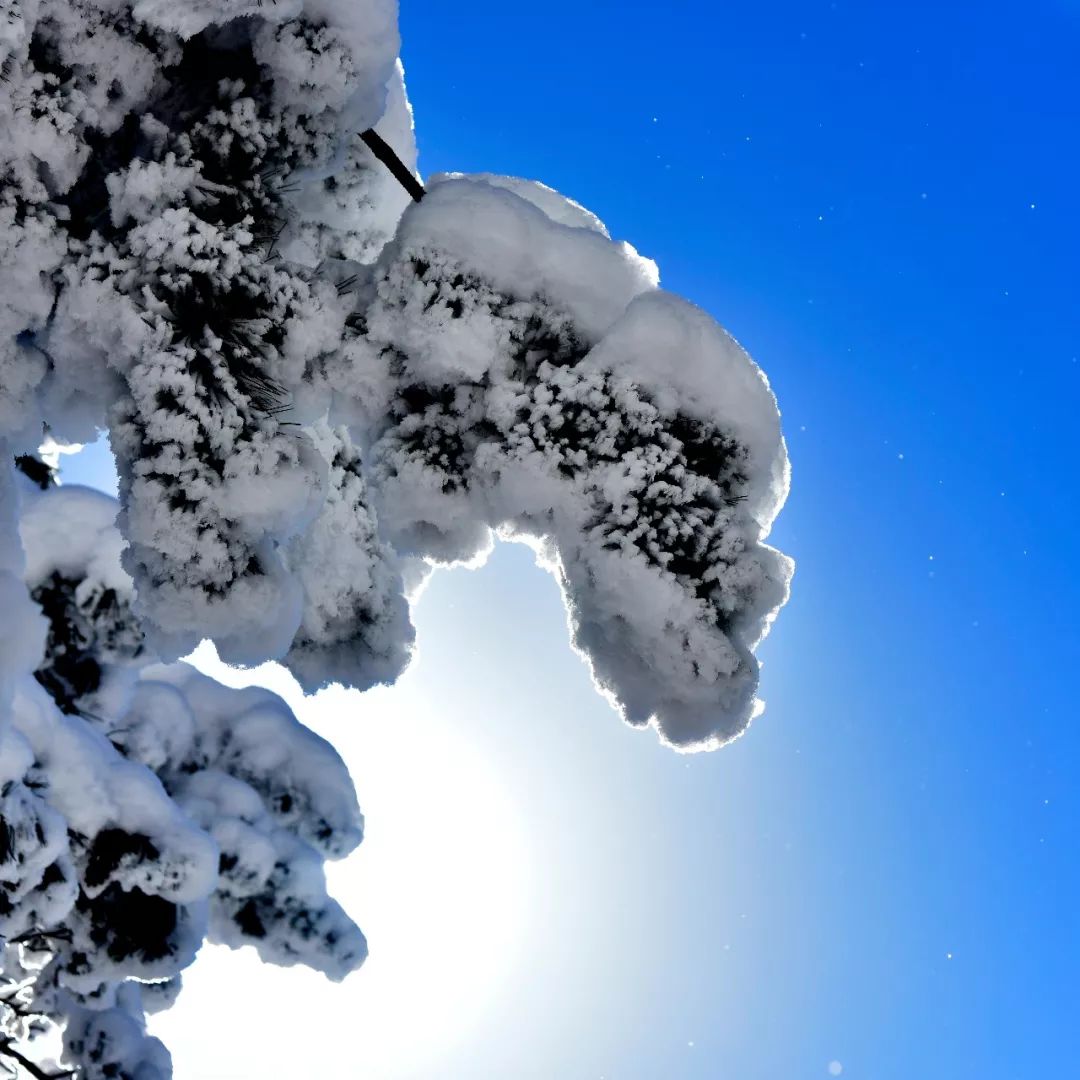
xmin=65 ymin=2 xmax=1079 ymax=1077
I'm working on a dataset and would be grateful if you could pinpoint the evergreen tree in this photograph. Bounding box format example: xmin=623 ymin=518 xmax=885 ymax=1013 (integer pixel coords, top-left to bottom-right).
xmin=0 ymin=1 xmax=792 ymax=1074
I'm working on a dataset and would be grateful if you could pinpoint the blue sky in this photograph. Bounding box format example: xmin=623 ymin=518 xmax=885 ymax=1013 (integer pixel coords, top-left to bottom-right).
xmin=68 ymin=2 xmax=1079 ymax=1076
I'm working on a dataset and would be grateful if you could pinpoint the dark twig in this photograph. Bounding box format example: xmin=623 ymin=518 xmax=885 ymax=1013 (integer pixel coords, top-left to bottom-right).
xmin=8 ymin=929 xmax=72 ymax=948
xmin=0 ymin=1040 xmax=75 ymax=1080
xmin=359 ymin=130 xmax=425 ymax=203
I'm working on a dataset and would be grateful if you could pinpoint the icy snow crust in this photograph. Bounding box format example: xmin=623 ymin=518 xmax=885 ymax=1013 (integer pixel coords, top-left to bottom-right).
xmin=0 ymin=0 xmax=792 ymax=1074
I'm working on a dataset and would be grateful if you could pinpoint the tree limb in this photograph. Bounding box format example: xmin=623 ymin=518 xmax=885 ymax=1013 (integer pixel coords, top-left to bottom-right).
xmin=359 ymin=130 xmax=425 ymax=202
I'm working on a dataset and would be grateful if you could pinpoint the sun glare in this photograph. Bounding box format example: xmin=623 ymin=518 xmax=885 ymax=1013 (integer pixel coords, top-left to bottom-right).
xmin=150 ymin=644 xmax=533 ymax=1077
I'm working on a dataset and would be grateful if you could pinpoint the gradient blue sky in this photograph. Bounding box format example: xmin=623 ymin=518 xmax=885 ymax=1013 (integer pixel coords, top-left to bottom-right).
xmin=66 ymin=2 xmax=1079 ymax=1077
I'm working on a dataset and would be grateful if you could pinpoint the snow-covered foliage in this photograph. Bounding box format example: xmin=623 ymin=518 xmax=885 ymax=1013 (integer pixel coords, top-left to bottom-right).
xmin=1 ymin=0 xmax=792 ymax=1073
xmin=344 ymin=179 xmax=790 ymax=747
xmin=3 ymin=466 xmax=364 ymax=1077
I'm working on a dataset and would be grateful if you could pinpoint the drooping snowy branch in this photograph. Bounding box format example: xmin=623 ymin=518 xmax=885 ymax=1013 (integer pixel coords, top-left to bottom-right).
xmin=335 ymin=177 xmax=791 ymax=748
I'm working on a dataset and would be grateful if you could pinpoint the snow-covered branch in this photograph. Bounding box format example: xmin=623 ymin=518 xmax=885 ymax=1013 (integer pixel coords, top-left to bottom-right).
xmin=1 ymin=0 xmax=792 ymax=1073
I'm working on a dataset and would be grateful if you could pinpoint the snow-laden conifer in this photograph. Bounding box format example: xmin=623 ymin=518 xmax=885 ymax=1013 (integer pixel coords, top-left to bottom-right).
xmin=1 ymin=0 xmax=792 ymax=1073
